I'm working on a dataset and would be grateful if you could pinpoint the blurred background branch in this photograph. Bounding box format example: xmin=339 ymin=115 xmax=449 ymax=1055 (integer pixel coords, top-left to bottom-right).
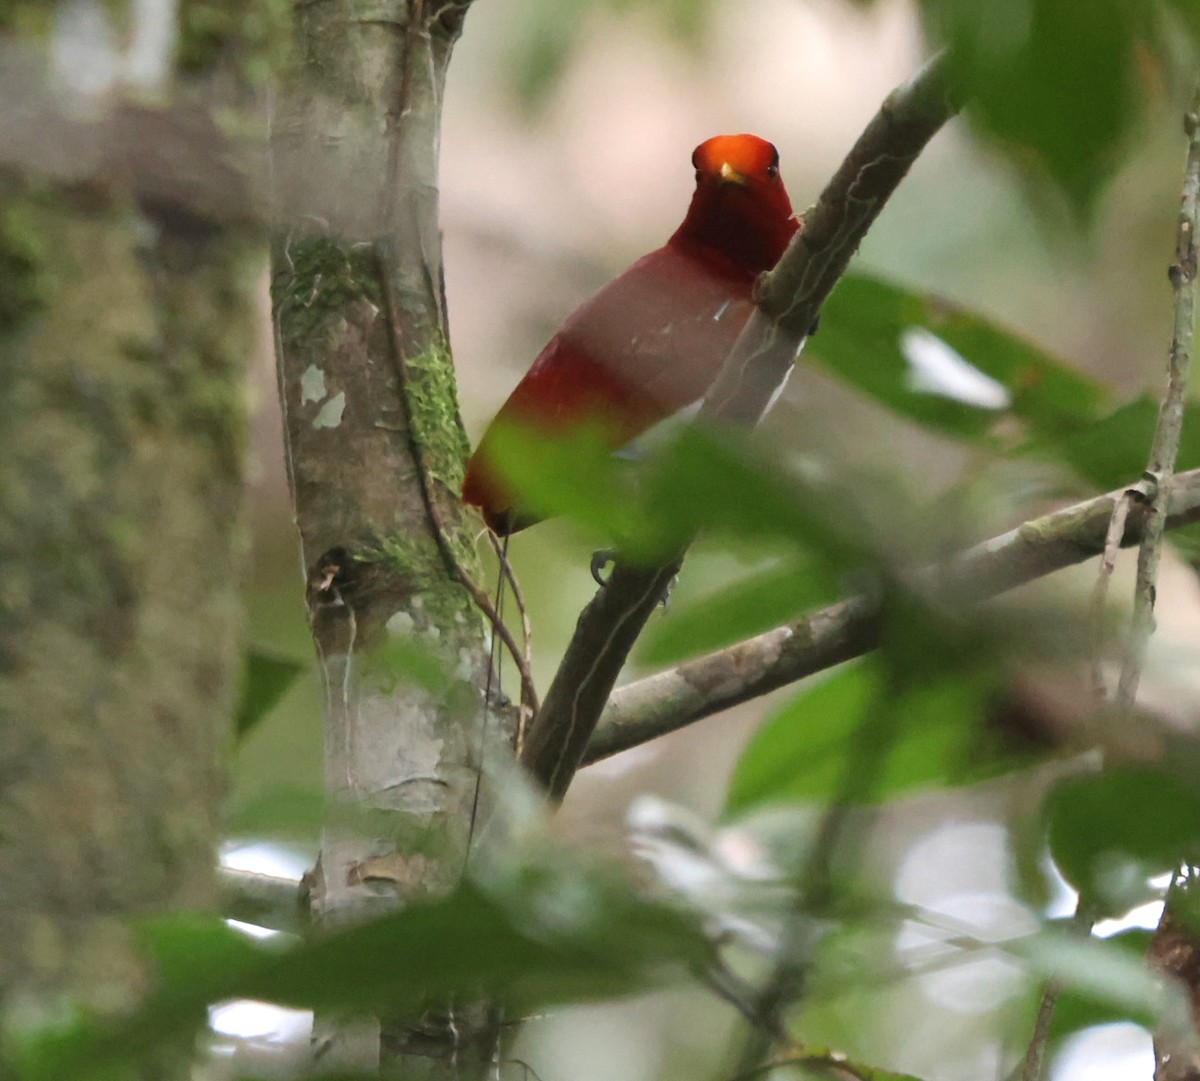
xmin=588 ymin=462 xmax=1200 ymax=765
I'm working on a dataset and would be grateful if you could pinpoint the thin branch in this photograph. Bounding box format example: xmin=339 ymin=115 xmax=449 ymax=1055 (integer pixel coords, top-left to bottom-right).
xmin=490 ymin=532 xmax=536 ymax=750
xmin=1019 ymin=979 xmax=1062 ymax=1081
xmin=1018 ymin=903 xmax=1095 ymax=1081
xmin=1087 ymin=488 xmax=1139 ymax=698
xmin=1115 ymin=82 xmax=1200 ymax=710
xmin=521 ymin=54 xmax=960 ymax=799
xmin=219 ymin=866 xmax=306 ymax=936
xmin=584 ymin=465 xmax=1200 ymax=766
xmin=1022 ymin=92 xmax=1200 ymax=1076
xmin=726 ymin=1048 xmax=884 ymax=1081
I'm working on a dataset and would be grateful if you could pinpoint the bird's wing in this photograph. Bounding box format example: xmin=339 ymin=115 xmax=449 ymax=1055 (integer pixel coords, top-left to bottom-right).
xmin=555 ymin=243 xmax=756 ymax=420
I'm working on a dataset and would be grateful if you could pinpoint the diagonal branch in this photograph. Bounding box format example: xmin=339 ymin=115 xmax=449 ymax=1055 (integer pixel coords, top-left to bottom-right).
xmin=520 ymin=55 xmax=960 ymax=799
xmin=584 ymin=465 xmax=1200 ymax=765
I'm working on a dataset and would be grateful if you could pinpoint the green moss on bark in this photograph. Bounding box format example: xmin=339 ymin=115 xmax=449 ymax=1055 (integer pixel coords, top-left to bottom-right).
xmin=271 ymin=235 xmax=380 ymax=346
xmin=0 ymin=177 xmax=258 ymax=1019
xmin=0 ymin=200 xmax=51 ymax=334
xmin=360 ymin=531 xmax=476 ymax=644
xmin=404 ymin=342 xmax=471 ymax=492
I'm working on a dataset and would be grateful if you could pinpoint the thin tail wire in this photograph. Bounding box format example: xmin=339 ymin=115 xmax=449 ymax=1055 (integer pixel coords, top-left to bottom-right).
xmin=466 ymin=535 xmax=508 ymax=862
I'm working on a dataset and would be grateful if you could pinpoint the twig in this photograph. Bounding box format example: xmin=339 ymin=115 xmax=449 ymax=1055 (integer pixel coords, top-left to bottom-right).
xmin=702 ymin=957 xmax=789 ymax=1035
xmin=1147 ymin=83 xmax=1200 ymax=1081
xmin=1018 ymin=84 xmax=1200 ymax=1081
xmin=219 ymin=866 xmax=306 ymax=936
xmin=1087 ymin=488 xmax=1141 ymax=698
xmin=489 ymin=531 xmax=536 ymax=750
xmin=1114 ymin=82 xmax=1200 ymax=710
xmin=1149 ymin=870 xmax=1200 ymax=1081
xmin=1016 ymin=903 xmax=1095 ymax=1081
xmin=521 ymin=54 xmax=959 ymax=800
xmin=583 ymin=465 xmax=1200 ymax=766
xmin=1019 ymin=979 xmax=1062 ymax=1081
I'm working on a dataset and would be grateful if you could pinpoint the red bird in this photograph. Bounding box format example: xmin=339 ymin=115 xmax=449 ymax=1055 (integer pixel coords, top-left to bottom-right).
xmin=462 ymin=133 xmax=798 ymax=535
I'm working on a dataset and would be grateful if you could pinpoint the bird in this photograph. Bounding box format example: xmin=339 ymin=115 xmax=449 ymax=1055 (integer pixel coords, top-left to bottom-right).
xmin=462 ymin=133 xmax=799 ymax=536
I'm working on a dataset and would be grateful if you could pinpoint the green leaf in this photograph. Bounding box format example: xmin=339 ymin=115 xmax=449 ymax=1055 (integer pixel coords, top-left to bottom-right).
xmin=1013 ymin=926 xmax=1168 ymax=1021
xmin=356 ymin=626 xmax=458 ymax=697
xmin=1044 ymin=397 xmax=1200 ymax=491
xmin=725 ymin=660 xmax=1023 ymax=814
xmin=235 ymin=650 xmax=306 ymax=739
xmin=485 ymin=420 xmax=644 ymax=543
xmin=642 ymin=427 xmax=874 ymax=566
xmin=13 ymin=919 xmax=264 ymax=1081
xmin=1164 ymin=0 xmax=1200 ymax=43
xmin=637 ymin=555 xmax=835 ymax=666
xmin=811 ymin=276 xmax=1200 ymax=493
xmin=489 ymin=418 xmax=878 ymax=568
xmin=919 ymin=0 xmax=1158 ymax=218
xmin=1046 ymin=766 xmax=1200 ymax=915
xmin=809 ymin=274 xmax=1108 ymax=444
xmin=18 ymin=873 xmax=708 ymax=1080
xmin=1048 ymin=930 xmax=1156 ymax=1039
xmin=226 ymin=786 xmax=328 ymax=838
xmin=140 ymin=914 xmax=269 ymax=990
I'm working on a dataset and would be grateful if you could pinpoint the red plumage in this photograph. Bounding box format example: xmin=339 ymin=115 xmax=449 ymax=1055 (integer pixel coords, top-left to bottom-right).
xmin=462 ymin=134 xmax=798 ymax=535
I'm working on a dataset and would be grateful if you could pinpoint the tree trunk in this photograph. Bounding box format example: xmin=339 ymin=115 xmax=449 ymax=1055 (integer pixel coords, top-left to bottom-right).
xmin=0 ymin=5 xmax=267 ymax=1075
xmin=269 ymin=0 xmax=507 ymax=1074
xmin=0 ymin=115 xmax=257 ymax=1081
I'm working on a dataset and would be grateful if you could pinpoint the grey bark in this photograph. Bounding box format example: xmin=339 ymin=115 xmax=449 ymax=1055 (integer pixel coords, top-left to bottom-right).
xmin=268 ymin=0 xmax=505 ymax=1074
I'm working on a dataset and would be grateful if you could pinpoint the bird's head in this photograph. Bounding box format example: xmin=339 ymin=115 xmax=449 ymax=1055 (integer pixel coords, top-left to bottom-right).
xmin=675 ymin=133 xmax=797 ymax=275
xmin=691 ymin=133 xmax=780 ymax=190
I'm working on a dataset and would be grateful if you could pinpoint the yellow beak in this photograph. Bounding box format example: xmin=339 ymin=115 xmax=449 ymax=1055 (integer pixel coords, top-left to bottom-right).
xmin=719 ymin=161 xmax=748 ymax=186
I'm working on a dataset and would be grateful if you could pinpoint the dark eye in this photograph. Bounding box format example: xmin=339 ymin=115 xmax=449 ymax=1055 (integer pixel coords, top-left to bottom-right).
xmin=766 ymin=163 xmax=779 ymax=179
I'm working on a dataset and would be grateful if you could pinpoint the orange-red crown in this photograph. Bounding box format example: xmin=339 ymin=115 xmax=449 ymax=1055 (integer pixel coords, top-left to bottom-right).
xmin=691 ymin=134 xmax=780 ymax=183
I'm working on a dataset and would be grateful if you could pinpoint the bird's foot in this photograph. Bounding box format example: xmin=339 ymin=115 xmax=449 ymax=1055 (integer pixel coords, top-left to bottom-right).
xmin=591 ymin=548 xmax=616 ymax=587
xmin=591 ymin=549 xmax=677 ymax=610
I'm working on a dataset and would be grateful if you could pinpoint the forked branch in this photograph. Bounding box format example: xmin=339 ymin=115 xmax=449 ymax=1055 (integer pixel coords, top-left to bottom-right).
xmin=521 ymin=55 xmax=960 ymax=799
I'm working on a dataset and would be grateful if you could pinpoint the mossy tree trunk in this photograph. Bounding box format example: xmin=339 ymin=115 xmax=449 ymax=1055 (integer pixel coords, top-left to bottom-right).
xmin=269 ymin=0 xmax=506 ymax=1074
xmin=0 ymin=2 xmax=261 ymax=1072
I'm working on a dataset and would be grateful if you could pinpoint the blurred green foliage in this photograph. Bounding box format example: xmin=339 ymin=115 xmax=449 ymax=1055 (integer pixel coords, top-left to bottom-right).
xmin=918 ymin=0 xmax=1169 ymax=220
xmin=1047 ymin=930 xmax=1158 ymax=1040
xmin=1047 ymin=767 xmax=1200 ymax=916
xmin=479 ymin=205 xmax=1199 ymax=1076
xmin=809 ymin=274 xmax=1109 ymax=445
xmin=14 ymin=866 xmax=708 ymax=1080
xmin=724 ymin=661 xmax=1024 ymax=815
xmin=235 ymin=650 xmax=306 ymax=739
